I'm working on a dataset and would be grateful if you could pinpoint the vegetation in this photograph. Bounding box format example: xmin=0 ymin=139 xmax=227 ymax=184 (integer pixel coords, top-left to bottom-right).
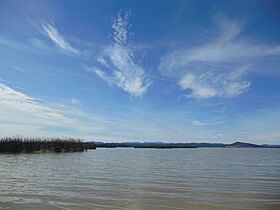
xmin=0 ymin=137 xmax=96 ymax=153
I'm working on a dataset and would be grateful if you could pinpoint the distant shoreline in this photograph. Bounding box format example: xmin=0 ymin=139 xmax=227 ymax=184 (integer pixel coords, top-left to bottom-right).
xmin=134 ymin=145 xmax=196 ymax=149
xmin=91 ymin=141 xmax=280 ymax=149
xmin=1 ymin=137 xmax=279 ymax=154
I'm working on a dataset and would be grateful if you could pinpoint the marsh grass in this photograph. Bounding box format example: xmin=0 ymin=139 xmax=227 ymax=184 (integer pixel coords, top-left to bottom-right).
xmin=0 ymin=137 xmax=96 ymax=153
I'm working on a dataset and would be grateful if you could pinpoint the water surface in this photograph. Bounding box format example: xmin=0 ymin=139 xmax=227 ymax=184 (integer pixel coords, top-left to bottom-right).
xmin=0 ymin=148 xmax=279 ymax=210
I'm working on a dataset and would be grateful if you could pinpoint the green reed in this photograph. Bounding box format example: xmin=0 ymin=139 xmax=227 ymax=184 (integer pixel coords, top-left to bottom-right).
xmin=0 ymin=136 xmax=96 ymax=153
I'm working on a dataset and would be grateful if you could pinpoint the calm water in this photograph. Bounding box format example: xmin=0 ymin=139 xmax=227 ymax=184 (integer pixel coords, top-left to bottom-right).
xmin=0 ymin=148 xmax=279 ymax=210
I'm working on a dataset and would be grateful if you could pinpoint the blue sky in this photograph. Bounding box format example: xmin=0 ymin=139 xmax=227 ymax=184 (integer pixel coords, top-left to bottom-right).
xmin=0 ymin=0 xmax=280 ymax=143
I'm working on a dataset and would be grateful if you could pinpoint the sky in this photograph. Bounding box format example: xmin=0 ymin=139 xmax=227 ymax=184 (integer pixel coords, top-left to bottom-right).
xmin=0 ymin=0 xmax=280 ymax=144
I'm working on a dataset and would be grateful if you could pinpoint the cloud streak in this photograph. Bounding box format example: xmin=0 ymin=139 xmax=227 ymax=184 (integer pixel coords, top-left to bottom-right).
xmin=112 ymin=10 xmax=131 ymax=45
xmin=0 ymin=83 xmax=72 ymax=123
xmin=0 ymin=83 xmax=91 ymax=137
xmin=192 ymin=120 xmax=206 ymax=126
xmin=178 ymin=66 xmax=251 ymax=98
xmin=42 ymin=23 xmax=79 ymax=55
xmin=192 ymin=119 xmax=225 ymax=127
xmin=0 ymin=83 xmax=145 ymax=140
xmin=160 ymin=17 xmax=280 ymax=99
xmin=0 ymin=83 xmax=159 ymax=141
xmin=90 ymin=10 xmax=151 ymax=97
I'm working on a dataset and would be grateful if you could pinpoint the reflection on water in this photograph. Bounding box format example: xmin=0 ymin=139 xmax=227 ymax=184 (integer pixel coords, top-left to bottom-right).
xmin=0 ymin=148 xmax=279 ymax=210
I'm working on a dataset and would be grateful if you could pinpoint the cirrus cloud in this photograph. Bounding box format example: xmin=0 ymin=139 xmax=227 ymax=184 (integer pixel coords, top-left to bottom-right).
xmin=89 ymin=10 xmax=152 ymax=97
xmin=159 ymin=17 xmax=280 ymax=99
xmin=42 ymin=23 xmax=79 ymax=55
xmin=178 ymin=66 xmax=251 ymax=98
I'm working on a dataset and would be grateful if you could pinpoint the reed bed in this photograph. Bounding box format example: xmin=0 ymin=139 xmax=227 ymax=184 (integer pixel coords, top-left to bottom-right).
xmin=0 ymin=137 xmax=96 ymax=153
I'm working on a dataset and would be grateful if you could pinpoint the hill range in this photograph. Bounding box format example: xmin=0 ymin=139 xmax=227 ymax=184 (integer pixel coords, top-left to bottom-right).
xmin=87 ymin=141 xmax=280 ymax=149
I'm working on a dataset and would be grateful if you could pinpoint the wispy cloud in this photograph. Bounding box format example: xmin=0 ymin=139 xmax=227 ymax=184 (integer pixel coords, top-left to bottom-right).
xmin=178 ymin=66 xmax=251 ymax=98
xmin=192 ymin=119 xmax=225 ymax=127
xmin=0 ymin=83 xmax=158 ymax=141
xmin=160 ymin=18 xmax=280 ymax=71
xmin=0 ymin=83 xmax=142 ymax=140
xmin=85 ymin=67 xmax=115 ymax=86
xmin=112 ymin=10 xmax=131 ymax=45
xmin=42 ymin=23 xmax=79 ymax=55
xmin=0 ymin=83 xmax=75 ymax=129
xmin=89 ymin=10 xmax=151 ymax=97
xmin=13 ymin=65 xmax=24 ymax=73
xmin=0 ymin=83 xmax=278 ymax=144
xmin=0 ymin=83 xmax=100 ymax=138
xmin=160 ymin=17 xmax=280 ymax=99
xmin=192 ymin=120 xmax=206 ymax=126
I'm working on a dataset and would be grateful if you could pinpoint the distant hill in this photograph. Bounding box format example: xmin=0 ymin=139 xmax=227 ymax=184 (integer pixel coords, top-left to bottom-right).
xmin=226 ymin=141 xmax=263 ymax=148
xmin=87 ymin=141 xmax=280 ymax=148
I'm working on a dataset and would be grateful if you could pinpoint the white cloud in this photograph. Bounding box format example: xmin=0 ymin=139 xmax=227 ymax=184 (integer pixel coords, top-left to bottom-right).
xmin=42 ymin=23 xmax=79 ymax=55
xmin=112 ymin=10 xmax=131 ymax=45
xmin=0 ymin=83 xmax=95 ymax=137
xmin=0 ymin=83 xmax=154 ymax=140
xmin=178 ymin=66 xmax=251 ymax=98
xmin=85 ymin=67 xmax=115 ymax=86
xmin=1 ymin=84 xmax=278 ymax=144
xmin=0 ymin=83 xmax=75 ymax=126
xmin=160 ymin=18 xmax=280 ymax=99
xmin=179 ymin=73 xmax=217 ymax=98
xmin=192 ymin=119 xmax=225 ymax=127
xmin=90 ymin=10 xmax=151 ymax=97
xmin=192 ymin=120 xmax=206 ymax=126
xmin=160 ymin=19 xmax=280 ymax=71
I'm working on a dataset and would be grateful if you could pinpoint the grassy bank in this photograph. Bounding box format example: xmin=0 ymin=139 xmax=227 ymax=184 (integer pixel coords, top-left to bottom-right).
xmin=0 ymin=137 xmax=96 ymax=153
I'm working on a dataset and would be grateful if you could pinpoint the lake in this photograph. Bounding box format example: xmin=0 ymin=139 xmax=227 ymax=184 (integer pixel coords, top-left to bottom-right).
xmin=0 ymin=148 xmax=279 ymax=210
